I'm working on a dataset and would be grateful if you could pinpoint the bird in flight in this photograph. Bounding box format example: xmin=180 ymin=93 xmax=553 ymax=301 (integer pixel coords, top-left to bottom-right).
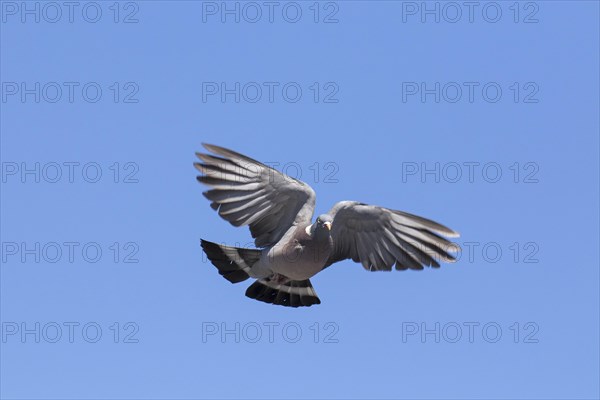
xmin=195 ymin=144 xmax=460 ymax=308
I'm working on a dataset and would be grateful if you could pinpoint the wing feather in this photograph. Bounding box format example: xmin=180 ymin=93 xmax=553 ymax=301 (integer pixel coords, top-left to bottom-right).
xmin=195 ymin=144 xmax=316 ymax=247
xmin=324 ymin=201 xmax=460 ymax=271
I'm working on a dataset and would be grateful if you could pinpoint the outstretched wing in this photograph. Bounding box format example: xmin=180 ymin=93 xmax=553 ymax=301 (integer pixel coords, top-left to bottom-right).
xmin=195 ymin=144 xmax=316 ymax=248
xmin=324 ymin=201 xmax=460 ymax=271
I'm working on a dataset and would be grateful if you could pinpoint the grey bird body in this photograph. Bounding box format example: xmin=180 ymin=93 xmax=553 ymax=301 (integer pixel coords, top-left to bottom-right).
xmin=257 ymin=223 xmax=334 ymax=281
xmin=196 ymin=144 xmax=461 ymax=307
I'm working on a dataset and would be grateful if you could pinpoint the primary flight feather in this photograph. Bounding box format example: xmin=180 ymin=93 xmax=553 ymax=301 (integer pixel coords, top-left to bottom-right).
xmin=195 ymin=144 xmax=460 ymax=308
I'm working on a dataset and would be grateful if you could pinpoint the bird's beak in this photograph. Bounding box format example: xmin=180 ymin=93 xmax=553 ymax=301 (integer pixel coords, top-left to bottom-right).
xmin=324 ymin=221 xmax=332 ymax=231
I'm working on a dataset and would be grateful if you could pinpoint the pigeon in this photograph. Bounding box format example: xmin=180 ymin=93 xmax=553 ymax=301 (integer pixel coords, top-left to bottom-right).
xmin=195 ymin=144 xmax=460 ymax=308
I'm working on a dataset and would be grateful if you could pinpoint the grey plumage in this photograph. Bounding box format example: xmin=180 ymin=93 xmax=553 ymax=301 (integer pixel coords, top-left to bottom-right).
xmin=195 ymin=144 xmax=460 ymax=308
xmin=323 ymin=201 xmax=459 ymax=271
xmin=196 ymin=144 xmax=315 ymax=248
xmin=246 ymin=278 xmax=321 ymax=307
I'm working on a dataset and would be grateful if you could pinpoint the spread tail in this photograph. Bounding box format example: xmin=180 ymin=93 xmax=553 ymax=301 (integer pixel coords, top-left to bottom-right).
xmin=245 ymin=277 xmax=321 ymax=308
xmin=201 ymin=239 xmax=261 ymax=283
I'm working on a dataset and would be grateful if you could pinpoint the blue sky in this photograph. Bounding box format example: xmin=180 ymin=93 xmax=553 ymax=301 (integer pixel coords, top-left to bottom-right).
xmin=1 ymin=1 xmax=598 ymax=399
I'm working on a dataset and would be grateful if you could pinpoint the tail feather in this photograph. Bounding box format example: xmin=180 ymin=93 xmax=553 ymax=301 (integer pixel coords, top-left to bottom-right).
xmin=245 ymin=277 xmax=321 ymax=308
xmin=201 ymin=239 xmax=261 ymax=283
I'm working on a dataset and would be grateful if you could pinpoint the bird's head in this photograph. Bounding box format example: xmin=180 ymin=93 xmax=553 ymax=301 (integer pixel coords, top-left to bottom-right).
xmin=314 ymin=214 xmax=333 ymax=235
xmin=317 ymin=214 xmax=333 ymax=230
xmin=306 ymin=214 xmax=333 ymax=237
